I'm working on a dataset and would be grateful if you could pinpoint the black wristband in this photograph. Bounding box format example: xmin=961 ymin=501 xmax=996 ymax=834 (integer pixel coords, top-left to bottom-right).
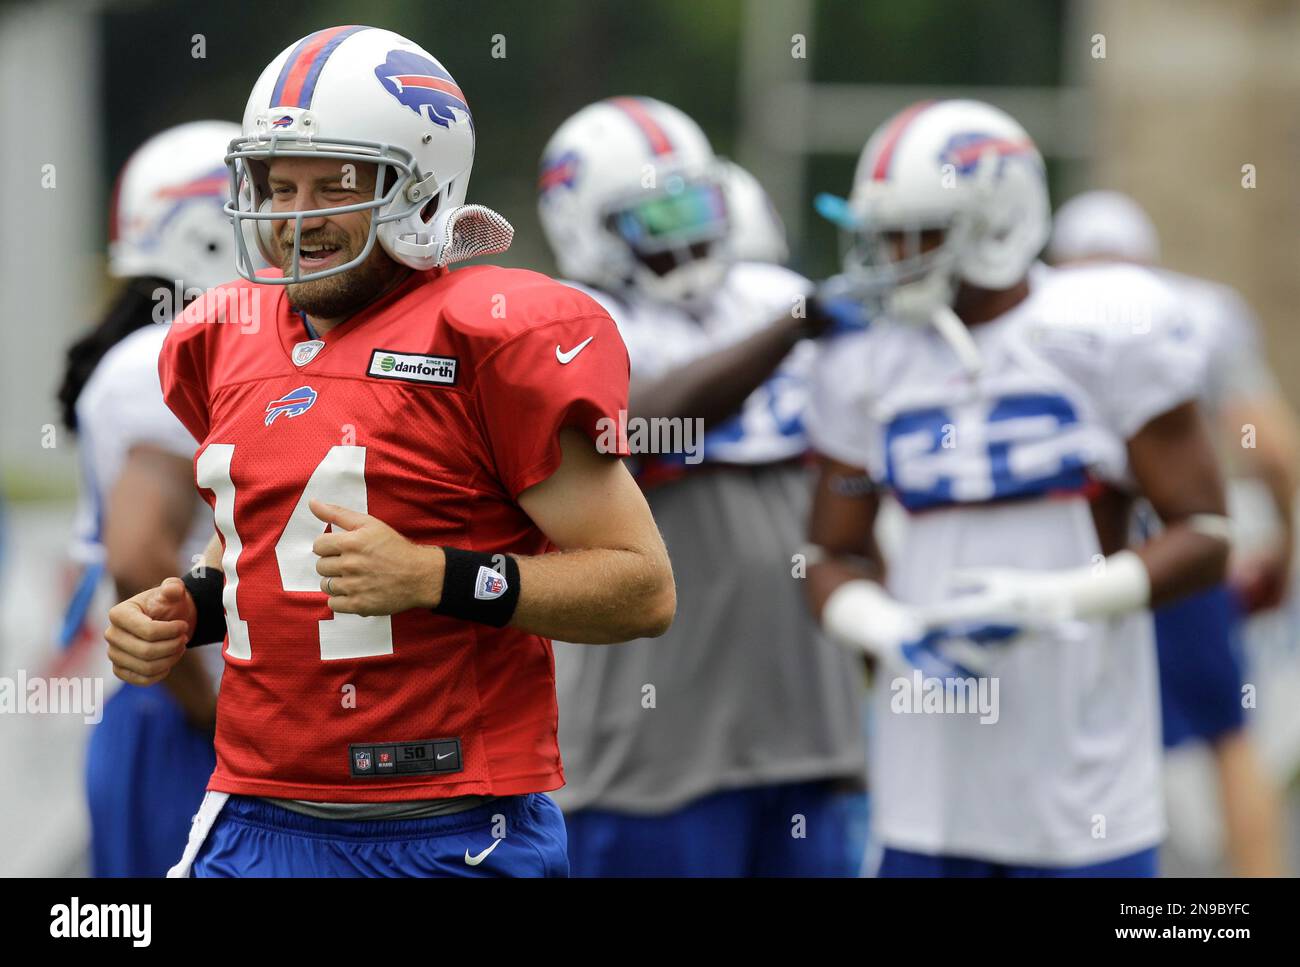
xmin=431 ymin=548 xmax=521 ymax=628
xmin=180 ymin=568 xmax=227 ymax=648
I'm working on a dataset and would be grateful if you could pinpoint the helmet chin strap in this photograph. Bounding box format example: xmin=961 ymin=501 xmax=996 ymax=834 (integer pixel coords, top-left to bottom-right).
xmin=930 ymin=303 xmax=984 ymax=377
xmin=887 ymin=270 xmax=984 ymax=378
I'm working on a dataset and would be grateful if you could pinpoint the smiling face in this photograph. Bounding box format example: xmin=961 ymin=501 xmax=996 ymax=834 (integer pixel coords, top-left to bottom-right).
xmin=264 ymin=156 xmax=409 ymax=323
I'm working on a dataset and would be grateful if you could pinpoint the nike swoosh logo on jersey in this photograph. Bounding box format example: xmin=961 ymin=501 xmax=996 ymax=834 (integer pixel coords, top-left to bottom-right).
xmin=464 ymin=838 xmax=503 ymax=866
xmin=436 ymin=750 xmax=456 ymax=761
xmin=555 ymin=336 xmax=594 ymax=364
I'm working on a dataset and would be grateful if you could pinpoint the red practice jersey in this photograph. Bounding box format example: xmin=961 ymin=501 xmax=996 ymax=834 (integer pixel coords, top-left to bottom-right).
xmin=159 ymin=266 xmax=630 ymax=801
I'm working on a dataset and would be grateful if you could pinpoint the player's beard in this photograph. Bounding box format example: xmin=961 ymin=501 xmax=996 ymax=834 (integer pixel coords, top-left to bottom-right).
xmin=281 ymin=229 xmax=408 ymax=321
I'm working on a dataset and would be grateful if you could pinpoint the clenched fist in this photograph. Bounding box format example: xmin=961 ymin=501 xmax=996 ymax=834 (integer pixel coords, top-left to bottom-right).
xmin=105 ymin=577 xmax=197 ymax=686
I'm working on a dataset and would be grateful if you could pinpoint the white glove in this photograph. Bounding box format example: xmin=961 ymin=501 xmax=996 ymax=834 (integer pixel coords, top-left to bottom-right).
xmin=822 ymin=580 xmax=1021 ymax=678
xmin=822 ymin=580 xmax=924 ymax=659
xmin=936 ymin=550 xmax=1152 ymax=629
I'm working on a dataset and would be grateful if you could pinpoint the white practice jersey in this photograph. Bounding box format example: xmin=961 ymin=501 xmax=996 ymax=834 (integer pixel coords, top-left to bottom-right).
xmin=1140 ymin=271 xmax=1276 ymax=544
xmin=72 ymin=324 xmax=219 ymax=676
xmin=1158 ymin=269 xmax=1276 ymax=417
xmin=808 ymin=263 xmax=1206 ymax=865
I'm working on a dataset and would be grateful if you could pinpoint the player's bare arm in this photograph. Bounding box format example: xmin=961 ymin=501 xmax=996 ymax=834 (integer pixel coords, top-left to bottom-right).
xmin=627 ymin=298 xmax=848 ymax=428
xmin=308 ymin=428 xmax=674 ymax=643
xmin=1126 ymin=399 xmax=1232 ymax=606
xmin=103 ymin=444 xmax=217 ymax=726
xmin=799 ymin=452 xmax=941 ymax=668
xmin=103 ymin=445 xmax=199 ymax=595
xmin=804 ymin=455 xmax=884 ymax=618
xmin=513 ymin=427 xmax=675 ymax=642
xmin=628 ymin=312 xmax=805 ymax=428
xmin=1221 ymin=393 xmax=1300 ymax=609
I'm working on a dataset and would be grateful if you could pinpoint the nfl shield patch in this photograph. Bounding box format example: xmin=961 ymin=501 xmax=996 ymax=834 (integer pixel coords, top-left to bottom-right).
xmin=292 ymin=339 xmax=326 ymax=366
xmin=474 ymin=565 xmax=508 ymax=601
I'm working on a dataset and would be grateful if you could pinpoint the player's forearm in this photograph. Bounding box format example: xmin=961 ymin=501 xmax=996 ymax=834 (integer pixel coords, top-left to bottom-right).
xmin=1228 ymin=397 xmax=1300 ymax=537
xmin=109 ymin=545 xmax=189 ymax=601
xmin=1127 ymin=400 xmax=1231 ymax=608
xmin=160 ymin=653 xmax=218 ymax=733
xmin=1134 ymin=524 xmax=1231 ymax=609
xmin=804 ymin=461 xmax=886 ymax=622
xmin=628 ymin=312 xmax=804 ymax=428
xmin=806 ymin=555 xmax=884 ymax=623
xmin=509 ymin=545 xmax=675 ymax=644
xmin=201 ymin=531 xmax=223 ymax=571
xmin=104 ymin=457 xmax=198 ymax=597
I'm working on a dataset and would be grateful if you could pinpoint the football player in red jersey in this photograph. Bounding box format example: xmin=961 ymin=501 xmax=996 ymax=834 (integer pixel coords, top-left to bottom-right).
xmin=103 ymin=25 xmax=674 ymax=878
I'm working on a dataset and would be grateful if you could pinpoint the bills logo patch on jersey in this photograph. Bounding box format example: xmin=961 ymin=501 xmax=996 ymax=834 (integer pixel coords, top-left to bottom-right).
xmin=475 ymin=566 xmax=507 ymax=601
xmin=265 ymin=385 xmax=318 ymax=425
xmin=374 ymin=50 xmax=470 ymax=129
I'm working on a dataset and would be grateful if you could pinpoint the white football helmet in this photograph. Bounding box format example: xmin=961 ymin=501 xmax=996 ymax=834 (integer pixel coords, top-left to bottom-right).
xmin=537 ymin=97 xmax=730 ymax=307
xmin=1048 ymin=190 xmax=1160 ymax=265
xmin=819 ymin=99 xmax=1049 ymax=367
xmin=227 ymin=25 xmax=511 ymax=284
xmin=109 ymin=120 xmax=241 ymax=290
xmin=719 ymin=160 xmax=788 ymax=265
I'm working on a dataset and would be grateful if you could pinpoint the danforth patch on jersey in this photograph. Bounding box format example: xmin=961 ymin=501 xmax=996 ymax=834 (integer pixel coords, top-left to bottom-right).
xmin=368 ymin=349 xmax=458 ymax=385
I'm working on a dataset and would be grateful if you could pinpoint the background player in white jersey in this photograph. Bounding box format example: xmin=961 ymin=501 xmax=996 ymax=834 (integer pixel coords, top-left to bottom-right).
xmin=804 ymin=100 xmax=1230 ymax=876
xmin=57 ymin=121 xmax=238 ymax=875
xmin=1049 ymin=190 xmax=1294 ymax=875
xmin=538 ymin=96 xmax=868 ymax=876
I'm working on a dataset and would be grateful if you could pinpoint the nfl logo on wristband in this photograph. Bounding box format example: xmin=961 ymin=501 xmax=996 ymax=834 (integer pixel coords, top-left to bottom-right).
xmin=476 ymin=566 xmax=508 ymax=600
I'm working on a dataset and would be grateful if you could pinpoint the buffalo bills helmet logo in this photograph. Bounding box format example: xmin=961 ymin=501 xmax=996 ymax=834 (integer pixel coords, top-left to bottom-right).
xmin=265 ymin=385 xmax=318 ymax=426
xmin=271 ymin=115 xmax=294 ymax=128
xmin=538 ymin=150 xmax=582 ymax=194
xmin=938 ymin=131 xmax=1036 ymax=177
xmin=374 ymin=50 xmax=471 ymax=130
